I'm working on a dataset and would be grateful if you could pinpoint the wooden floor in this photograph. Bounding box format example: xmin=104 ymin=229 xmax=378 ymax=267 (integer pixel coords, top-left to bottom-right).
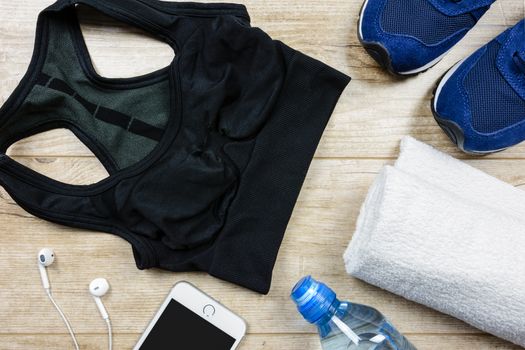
xmin=1 ymin=0 xmax=524 ymax=349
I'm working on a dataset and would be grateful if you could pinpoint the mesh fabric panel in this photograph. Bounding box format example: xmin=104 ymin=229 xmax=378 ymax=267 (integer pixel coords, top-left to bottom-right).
xmin=381 ymin=0 xmax=476 ymax=45
xmin=0 ymin=15 xmax=170 ymax=170
xmin=466 ymin=41 xmax=525 ymax=134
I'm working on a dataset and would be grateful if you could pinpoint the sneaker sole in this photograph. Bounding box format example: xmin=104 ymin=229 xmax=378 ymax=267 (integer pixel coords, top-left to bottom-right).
xmin=431 ymin=59 xmax=508 ymax=155
xmin=357 ymin=0 xmax=448 ymax=76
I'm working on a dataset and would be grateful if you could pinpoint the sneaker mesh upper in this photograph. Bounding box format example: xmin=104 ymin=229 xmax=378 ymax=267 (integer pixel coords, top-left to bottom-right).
xmin=465 ymin=41 xmax=525 ymax=134
xmin=380 ymin=0 xmax=476 ymax=45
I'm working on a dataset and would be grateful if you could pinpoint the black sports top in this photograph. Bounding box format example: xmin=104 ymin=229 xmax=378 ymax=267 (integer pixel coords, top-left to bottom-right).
xmin=0 ymin=0 xmax=350 ymax=294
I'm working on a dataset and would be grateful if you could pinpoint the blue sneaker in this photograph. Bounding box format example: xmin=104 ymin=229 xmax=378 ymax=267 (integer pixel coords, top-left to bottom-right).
xmin=358 ymin=0 xmax=495 ymax=76
xmin=433 ymin=19 xmax=525 ymax=154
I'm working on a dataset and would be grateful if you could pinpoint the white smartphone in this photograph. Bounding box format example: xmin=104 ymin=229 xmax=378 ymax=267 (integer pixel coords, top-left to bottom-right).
xmin=133 ymin=281 xmax=247 ymax=350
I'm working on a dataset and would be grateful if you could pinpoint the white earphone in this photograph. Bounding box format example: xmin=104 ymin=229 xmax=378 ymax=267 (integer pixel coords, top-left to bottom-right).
xmin=38 ymin=249 xmax=80 ymax=350
xmin=37 ymin=249 xmax=112 ymax=350
xmin=90 ymin=278 xmax=113 ymax=350
xmin=38 ymin=248 xmax=54 ymax=290
xmin=90 ymin=278 xmax=110 ymax=319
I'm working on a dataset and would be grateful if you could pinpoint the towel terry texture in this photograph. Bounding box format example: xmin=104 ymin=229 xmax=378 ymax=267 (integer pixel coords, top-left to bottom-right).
xmin=344 ymin=136 xmax=525 ymax=347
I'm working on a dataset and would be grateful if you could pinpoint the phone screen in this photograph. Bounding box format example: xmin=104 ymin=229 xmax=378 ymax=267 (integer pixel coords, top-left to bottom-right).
xmin=138 ymin=299 xmax=236 ymax=350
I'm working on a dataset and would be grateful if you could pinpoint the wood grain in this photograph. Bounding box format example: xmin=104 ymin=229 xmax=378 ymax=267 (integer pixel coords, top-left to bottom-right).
xmin=1 ymin=0 xmax=524 ymax=349
xmin=0 ymin=334 xmax=522 ymax=350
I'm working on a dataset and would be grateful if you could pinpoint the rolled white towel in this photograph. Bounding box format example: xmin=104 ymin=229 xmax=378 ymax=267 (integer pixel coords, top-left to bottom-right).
xmin=396 ymin=136 xmax=525 ymax=218
xmin=344 ymin=139 xmax=525 ymax=348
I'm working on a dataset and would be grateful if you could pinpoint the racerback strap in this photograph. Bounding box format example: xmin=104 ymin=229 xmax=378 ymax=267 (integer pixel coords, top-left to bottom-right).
xmin=49 ymin=0 xmax=249 ymax=48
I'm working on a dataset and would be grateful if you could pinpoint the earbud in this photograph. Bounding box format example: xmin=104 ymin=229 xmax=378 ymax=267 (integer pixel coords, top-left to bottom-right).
xmin=90 ymin=278 xmax=110 ymax=320
xmin=90 ymin=278 xmax=113 ymax=350
xmin=38 ymin=248 xmax=55 ymax=290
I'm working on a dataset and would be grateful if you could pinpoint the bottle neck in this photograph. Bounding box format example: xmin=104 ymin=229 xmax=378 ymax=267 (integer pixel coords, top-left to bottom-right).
xmin=315 ymin=298 xmax=343 ymax=325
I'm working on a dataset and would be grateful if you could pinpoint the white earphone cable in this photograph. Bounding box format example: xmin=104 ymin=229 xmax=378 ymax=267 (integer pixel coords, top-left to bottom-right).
xmin=105 ymin=318 xmax=113 ymax=350
xmin=45 ymin=289 xmax=80 ymax=350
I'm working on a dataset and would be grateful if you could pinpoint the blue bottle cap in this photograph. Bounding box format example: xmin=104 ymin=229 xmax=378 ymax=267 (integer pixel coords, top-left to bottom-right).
xmin=291 ymin=276 xmax=337 ymax=324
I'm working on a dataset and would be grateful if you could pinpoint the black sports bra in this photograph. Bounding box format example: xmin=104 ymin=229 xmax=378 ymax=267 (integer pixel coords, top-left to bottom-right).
xmin=0 ymin=0 xmax=350 ymax=294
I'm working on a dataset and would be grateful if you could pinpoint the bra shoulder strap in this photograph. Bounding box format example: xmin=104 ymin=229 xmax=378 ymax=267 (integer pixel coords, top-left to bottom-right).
xmin=0 ymin=156 xmax=109 ymax=227
xmin=0 ymin=155 xmax=155 ymax=266
xmin=51 ymin=0 xmax=177 ymax=40
xmin=46 ymin=0 xmax=242 ymax=49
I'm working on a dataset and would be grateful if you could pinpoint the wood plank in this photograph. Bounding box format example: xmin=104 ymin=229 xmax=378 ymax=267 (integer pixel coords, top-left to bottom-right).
xmin=0 ymin=333 xmax=520 ymax=350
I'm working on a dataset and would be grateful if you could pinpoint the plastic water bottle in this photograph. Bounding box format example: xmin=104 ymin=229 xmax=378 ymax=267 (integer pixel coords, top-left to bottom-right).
xmin=291 ymin=276 xmax=417 ymax=350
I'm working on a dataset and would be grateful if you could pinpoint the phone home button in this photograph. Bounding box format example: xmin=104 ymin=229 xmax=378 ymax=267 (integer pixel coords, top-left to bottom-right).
xmin=203 ymin=304 xmax=216 ymax=317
